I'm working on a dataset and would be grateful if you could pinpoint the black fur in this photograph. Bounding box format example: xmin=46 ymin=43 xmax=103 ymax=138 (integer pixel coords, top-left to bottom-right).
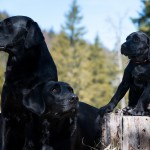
xmin=22 ymin=81 xmax=100 ymax=150
xmin=0 ymin=16 xmax=58 ymax=149
xmin=99 ymin=31 xmax=150 ymax=116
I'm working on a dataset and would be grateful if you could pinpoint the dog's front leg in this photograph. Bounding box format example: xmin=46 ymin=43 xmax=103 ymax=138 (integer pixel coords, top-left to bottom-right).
xmin=128 ymin=83 xmax=150 ymax=116
xmin=99 ymin=62 xmax=134 ymax=117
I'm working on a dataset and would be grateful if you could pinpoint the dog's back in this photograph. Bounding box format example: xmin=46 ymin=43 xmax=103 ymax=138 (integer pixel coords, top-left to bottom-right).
xmin=76 ymin=102 xmax=100 ymax=150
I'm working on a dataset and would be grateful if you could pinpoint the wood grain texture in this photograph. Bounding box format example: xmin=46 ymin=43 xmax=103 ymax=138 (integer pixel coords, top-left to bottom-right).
xmin=101 ymin=111 xmax=150 ymax=150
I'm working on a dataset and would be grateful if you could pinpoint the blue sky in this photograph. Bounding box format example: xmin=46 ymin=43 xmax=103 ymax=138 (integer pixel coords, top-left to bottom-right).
xmin=0 ymin=0 xmax=142 ymax=50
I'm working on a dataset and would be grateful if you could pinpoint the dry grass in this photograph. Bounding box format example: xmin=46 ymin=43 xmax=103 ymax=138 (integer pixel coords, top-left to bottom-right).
xmin=82 ymin=138 xmax=118 ymax=150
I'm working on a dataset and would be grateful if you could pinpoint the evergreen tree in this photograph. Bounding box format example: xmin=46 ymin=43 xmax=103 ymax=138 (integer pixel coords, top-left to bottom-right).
xmin=94 ymin=34 xmax=101 ymax=49
xmin=0 ymin=11 xmax=9 ymax=21
xmin=62 ymin=0 xmax=86 ymax=46
xmin=48 ymin=27 xmax=56 ymax=39
xmin=0 ymin=11 xmax=9 ymax=104
xmin=50 ymin=32 xmax=118 ymax=107
xmin=132 ymin=0 xmax=150 ymax=36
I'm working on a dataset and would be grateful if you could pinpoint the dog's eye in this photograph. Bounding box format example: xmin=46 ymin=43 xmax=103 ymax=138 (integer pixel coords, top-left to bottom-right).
xmin=133 ymin=36 xmax=140 ymax=43
xmin=50 ymin=84 xmax=60 ymax=94
xmin=51 ymin=88 xmax=58 ymax=93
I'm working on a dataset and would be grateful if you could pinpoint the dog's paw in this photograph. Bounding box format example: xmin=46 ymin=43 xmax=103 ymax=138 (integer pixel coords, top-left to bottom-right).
xmin=127 ymin=107 xmax=145 ymax=116
xmin=122 ymin=106 xmax=133 ymax=115
xmin=99 ymin=104 xmax=115 ymax=117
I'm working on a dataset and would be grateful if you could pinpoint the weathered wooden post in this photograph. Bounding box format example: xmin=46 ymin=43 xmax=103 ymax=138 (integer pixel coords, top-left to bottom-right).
xmin=100 ymin=111 xmax=150 ymax=150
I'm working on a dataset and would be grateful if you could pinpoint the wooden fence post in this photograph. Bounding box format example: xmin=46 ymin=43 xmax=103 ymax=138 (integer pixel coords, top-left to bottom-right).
xmin=100 ymin=111 xmax=150 ymax=150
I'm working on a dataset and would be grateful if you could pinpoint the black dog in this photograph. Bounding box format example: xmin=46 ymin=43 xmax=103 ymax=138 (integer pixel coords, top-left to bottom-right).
xmin=0 ymin=16 xmax=58 ymax=149
xmin=99 ymin=31 xmax=150 ymax=116
xmin=22 ymin=81 xmax=100 ymax=150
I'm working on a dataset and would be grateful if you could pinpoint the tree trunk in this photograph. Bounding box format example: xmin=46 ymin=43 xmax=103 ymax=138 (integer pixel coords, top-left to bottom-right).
xmin=100 ymin=111 xmax=150 ymax=150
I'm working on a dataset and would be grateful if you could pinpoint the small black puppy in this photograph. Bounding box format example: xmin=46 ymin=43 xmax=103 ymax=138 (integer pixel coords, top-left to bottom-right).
xmin=22 ymin=81 xmax=100 ymax=150
xmin=0 ymin=16 xmax=57 ymax=149
xmin=99 ymin=31 xmax=150 ymax=116
xmin=131 ymin=56 xmax=150 ymax=115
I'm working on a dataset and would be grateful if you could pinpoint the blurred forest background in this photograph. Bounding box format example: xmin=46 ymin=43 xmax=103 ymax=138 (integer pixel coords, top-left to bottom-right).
xmin=0 ymin=0 xmax=149 ymax=108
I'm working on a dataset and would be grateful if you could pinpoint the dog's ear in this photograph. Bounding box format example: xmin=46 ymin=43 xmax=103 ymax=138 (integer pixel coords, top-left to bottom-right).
xmin=24 ymin=20 xmax=44 ymax=49
xmin=22 ymin=84 xmax=45 ymax=116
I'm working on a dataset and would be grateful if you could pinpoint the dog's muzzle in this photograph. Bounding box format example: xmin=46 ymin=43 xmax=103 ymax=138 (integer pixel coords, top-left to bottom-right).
xmin=121 ymin=44 xmax=126 ymax=54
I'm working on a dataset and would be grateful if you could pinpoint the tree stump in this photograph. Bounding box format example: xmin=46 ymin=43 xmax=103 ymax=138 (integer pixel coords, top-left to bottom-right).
xmin=101 ymin=111 xmax=150 ymax=150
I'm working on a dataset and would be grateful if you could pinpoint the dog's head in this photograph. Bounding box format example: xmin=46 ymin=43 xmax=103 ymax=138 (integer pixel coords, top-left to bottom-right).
xmin=121 ymin=31 xmax=150 ymax=63
xmin=0 ymin=16 xmax=44 ymax=58
xmin=22 ymin=81 xmax=79 ymax=118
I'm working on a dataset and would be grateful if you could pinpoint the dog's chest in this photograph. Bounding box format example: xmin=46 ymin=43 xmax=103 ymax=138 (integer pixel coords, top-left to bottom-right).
xmin=132 ymin=77 xmax=145 ymax=89
xmin=2 ymin=84 xmax=30 ymax=120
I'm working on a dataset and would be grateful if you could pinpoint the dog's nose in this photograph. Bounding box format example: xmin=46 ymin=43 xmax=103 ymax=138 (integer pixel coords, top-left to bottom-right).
xmin=70 ymin=95 xmax=79 ymax=103
xmin=121 ymin=44 xmax=126 ymax=54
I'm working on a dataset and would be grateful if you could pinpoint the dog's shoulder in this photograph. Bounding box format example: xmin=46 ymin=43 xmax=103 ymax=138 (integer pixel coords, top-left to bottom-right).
xmin=78 ymin=102 xmax=98 ymax=116
xmin=77 ymin=102 xmax=99 ymax=139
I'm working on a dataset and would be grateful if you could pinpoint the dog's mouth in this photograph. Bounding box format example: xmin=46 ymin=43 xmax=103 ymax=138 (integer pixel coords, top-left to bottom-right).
xmin=122 ymin=51 xmax=136 ymax=57
xmin=58 ymin=108 xmax=77 ymax=118
xmin=0 ymin=37 xmax=25 ymax=52
xmin=121 ymin=46 xmax=137 ymax=58
xmin=128 ymin=55 xmax=137 ymax=59
xmin=43 ymin=107 xmax=78 ymax=119
xmin=122 ymin=51 xmax=138 ymax=61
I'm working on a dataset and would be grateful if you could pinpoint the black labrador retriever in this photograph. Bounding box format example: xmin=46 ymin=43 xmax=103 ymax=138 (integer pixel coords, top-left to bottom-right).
xmin=99 ymin=31 xmax=150 ymax=116
xmin=0 ymin=16 xmax=58 ymax=149
xmin=22 ymin=81 xmax=100 ymax=150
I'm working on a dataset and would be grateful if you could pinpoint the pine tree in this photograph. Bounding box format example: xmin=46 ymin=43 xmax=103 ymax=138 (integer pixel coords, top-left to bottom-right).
xmin=0 ymin=11 xmax=9 ymax=21
xmin=132 ymin=0 xmax=150 ymax=36
xmin=0 ymin=11 xmax=9 ymax=104
xmin=44 ymin=2 xmax=118 ymax=107
xmin=62 ymin=0 xmax=86 ymax=46
xmin=49 ymin=32 xmax=118 ymax=107
xmin=48 ymin=27 xmax=55 ymax=39
xmin=94 ymin=34 xmax=101 ymax=49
